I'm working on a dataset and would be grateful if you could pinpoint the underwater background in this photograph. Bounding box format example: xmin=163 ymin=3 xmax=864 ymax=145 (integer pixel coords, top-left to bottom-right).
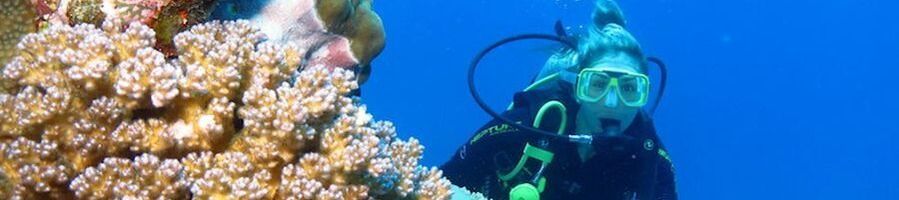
xmin=362 ymin=0 xmax=899 ymax=199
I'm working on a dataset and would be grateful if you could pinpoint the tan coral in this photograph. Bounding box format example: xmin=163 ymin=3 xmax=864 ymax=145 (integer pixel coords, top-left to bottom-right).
xmin=231 ymin=85 xmax=308 ymax=171
xmin=181 ymin=151 xmax=274 ymax=199
xmin=112 ymin=118 xmax=173 ymax=153
xmin=68 ymin=153 xmax=187 ymax=199
xmin=0 ymin=20 xmax=179 ymax=165
xmin=229 ymin=66 xmax=358 ymax=171
xmin=277 ymin=154 xmax=370 ymax=200
xmin=40 ymin=96 xmax=131 ymax=171
xmin=0 ymin=138 xmax=73 ymax=199
xmin=0 ymin=0 xmax=38 ymax=68
xmin=171 ymin=20 xmax=263 ymax=100
xmin=388 ymin=138 xmax=426 ymax=197
xmin=414 ymin=167 xmax=453 ymax=200
xmin=0 ymin=13 xmax=453 ymax=199
xmin=232 ymin=66 xmax=449 ymax=200
xmin=63 ymin=0 xmax=218 ymax=56
xmin=2 ymin=23 xmax=114 ymax=93
xmin=243 ymin=42 xmax=303 ymax=90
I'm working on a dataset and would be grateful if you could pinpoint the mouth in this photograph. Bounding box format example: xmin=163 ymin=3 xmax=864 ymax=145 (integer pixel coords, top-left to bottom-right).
xmin=599 ymin=118 xmax=621 ymax=128
xmin=596 ymin=111 xmax=626 ymax=121
xmin=598 ymin=118 xmax=622 ymax=136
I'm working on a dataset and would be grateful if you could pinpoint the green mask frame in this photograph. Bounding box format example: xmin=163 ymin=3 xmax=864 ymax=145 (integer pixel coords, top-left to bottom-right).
xmin=575 ymin=67 xmax=650 ymax=107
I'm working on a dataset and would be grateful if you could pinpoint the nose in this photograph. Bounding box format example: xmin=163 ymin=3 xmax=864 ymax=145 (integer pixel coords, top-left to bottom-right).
xmin=604 ymin=88 xmax=619 ymax=108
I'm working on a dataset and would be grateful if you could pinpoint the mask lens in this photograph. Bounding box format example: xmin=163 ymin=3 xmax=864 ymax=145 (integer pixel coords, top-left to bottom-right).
xmin=579 ymin=71 xmax=611 ymax=102
xmin=618 ymin=75 xmax=649 ymax=106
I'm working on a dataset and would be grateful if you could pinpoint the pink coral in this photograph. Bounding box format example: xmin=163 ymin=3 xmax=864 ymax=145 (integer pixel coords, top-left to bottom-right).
xmin=248 ymin=0 xmax=367 ymax=73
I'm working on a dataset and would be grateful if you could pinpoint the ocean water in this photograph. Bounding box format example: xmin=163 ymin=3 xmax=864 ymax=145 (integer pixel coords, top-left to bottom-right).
xmin=361 ymin=0 xmax=899 ymax=199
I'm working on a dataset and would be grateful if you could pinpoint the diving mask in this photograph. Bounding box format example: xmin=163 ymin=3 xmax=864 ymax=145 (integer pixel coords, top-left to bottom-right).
xmin=575 ymin=67 xmax=650 ymax=107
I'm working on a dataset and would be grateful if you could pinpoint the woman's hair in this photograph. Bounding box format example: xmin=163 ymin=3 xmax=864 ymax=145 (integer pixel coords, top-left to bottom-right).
xmin=536 ymin=0 xmax=647 ymax=81
xmin=579 ymin=0 xmax=647 ymax=73
xmin=577 ymin=23 xmax=648 ymax=73
xmin=592 ymin=0 xmax=627 ymax=29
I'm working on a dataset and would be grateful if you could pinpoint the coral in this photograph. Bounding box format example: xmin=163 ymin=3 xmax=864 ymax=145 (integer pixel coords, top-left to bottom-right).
xmin=237 ymin=0 xmax=359 ymax=73
xmin=315 ymin=0 xmax=386 ymax=84
xmin=0 ymin=0 xmax=38 ymax=66
xmin=216 ymin=0 xmax=385 ymax=84
xmin=68 ymin=154 xmax=187 ymax=199
xmin=0 ymin=138 xmax=72 ymax=199
xmin=66 ymin=0 xmax=105 ymax=25
xmin=450 ymin=185 xmax=490 ymax=200
xmin=104 ymin=0 xmax=173 ymax=25
xmin=36 ymin=0 xmax=217 ymax=56
xmin=0 ymin=15 xmax=451 ymax=200
xmin=151 ymin=0 xmax=219 ymax=56
xmin=180 ymin=151 xmax=273 ymax=199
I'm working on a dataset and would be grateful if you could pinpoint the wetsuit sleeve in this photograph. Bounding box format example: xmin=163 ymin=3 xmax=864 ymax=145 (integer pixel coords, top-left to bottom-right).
xmin=654 ymin=147 xmax=678 ymax=200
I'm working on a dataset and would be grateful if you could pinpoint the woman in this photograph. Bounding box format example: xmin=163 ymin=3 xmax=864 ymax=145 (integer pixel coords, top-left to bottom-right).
xmin=441 ymin=1 xmax=677 ymax=199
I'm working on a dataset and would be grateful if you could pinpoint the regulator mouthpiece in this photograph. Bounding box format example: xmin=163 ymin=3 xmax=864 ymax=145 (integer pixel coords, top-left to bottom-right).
xmin=600 ymin=118 xmax=622 ymax=137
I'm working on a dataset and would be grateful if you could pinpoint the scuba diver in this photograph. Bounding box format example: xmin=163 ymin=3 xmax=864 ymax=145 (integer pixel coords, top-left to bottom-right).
xmin=441 ymin=1 xmax=677 ymax=199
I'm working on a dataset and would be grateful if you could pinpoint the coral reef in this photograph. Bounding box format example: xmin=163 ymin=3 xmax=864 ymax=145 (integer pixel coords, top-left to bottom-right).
xmin=0 ymin=0 xmax=38 ymax=67
xmin=0 ymin=14 xmax=450 ymax=200
xmin=27 ymin=0 xmax=217 ymax=56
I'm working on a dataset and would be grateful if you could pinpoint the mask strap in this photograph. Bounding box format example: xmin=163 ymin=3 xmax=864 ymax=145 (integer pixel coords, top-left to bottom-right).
xmin=559 ymin=70 xmax=578 ymax=85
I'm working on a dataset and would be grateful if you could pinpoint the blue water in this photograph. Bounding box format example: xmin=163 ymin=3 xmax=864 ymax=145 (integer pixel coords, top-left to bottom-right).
xmin=361 ymin=0 xmax=899 ymax=199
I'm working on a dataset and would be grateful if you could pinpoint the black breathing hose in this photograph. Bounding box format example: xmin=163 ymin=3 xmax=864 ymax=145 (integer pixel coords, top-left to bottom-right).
xmin=467 ymin=34 xmax=586 ymax=144
xmin=467 ymin=34 xmax=669 ymax=144
xmin=646 ymin=57 xmax=667 ymax=115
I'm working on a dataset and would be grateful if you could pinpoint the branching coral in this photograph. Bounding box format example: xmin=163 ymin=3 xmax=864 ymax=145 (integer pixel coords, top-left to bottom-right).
xmin=30 ymin=0 xmax=217 ymax=56
xmin=0 ymin=138 xmax=72 ymax=199
xmin=0 ymin=13 xmax=452 ymax=200
xmin=0 ymin=0 xmax=38 ymax=67
xmin=181 ymin=151 xmax=273 ymax=199
xmin=68 ymin=153 xmax=187 ymax=199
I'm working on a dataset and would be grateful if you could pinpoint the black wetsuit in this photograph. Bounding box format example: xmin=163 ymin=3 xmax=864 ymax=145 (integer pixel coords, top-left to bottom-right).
xmin=441 ymin=83 xmax=677 ymax=200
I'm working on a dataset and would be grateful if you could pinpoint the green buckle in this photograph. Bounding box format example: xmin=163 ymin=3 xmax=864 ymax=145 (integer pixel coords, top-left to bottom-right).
xmin=499 ymin=99 xmax=564 ymax=200
xmin=498 ymin=144 xmax=554 ymax=181
xmin=510 ymin=183 xmax=540 ymax=200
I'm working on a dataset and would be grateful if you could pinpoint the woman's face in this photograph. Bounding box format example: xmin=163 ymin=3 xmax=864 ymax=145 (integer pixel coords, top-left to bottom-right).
xmin=576 ymin=52 xmax=644 ymax=135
